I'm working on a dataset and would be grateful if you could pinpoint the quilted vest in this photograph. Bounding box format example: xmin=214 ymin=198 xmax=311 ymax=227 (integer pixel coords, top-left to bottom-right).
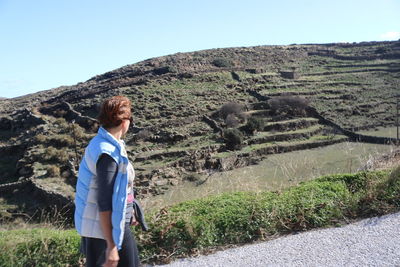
xmin=74 ymin=126 xmax=130 ymax=250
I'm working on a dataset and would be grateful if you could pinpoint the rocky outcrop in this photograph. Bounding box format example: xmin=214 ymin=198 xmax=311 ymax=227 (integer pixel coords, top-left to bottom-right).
xmin=40 ymin=101 xmax=98 ymax=130
xmin=0 ymin=109 xmax=45 ymax=131
xmin=202 ymin=115 xmax=223 ymax=134
xmin=30 ymin=178 xmax=74 ymax=211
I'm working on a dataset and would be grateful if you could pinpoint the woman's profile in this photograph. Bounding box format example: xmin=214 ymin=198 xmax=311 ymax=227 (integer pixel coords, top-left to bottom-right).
xmin=74 ymin=96 xmax=140 ymax=267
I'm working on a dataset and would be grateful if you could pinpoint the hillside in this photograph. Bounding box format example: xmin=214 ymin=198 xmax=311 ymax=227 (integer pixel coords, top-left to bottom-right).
xmin=0 ymin=41 xmax=399 ymax=224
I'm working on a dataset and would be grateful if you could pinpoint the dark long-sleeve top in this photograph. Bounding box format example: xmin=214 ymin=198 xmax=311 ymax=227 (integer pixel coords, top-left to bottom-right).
xmin=96 ymin=153 xmax=133 ymax=223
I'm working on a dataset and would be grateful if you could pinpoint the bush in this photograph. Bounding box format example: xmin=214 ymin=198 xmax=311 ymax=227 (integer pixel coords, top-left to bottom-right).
xmin=225 ymin=114 xmax=239 ymax=128
xmin=135 ymin=129 xmax=151 ymax=141
xmin=243 ymin=117 xmax=264 ymax=134
xmin=71 ymin=124 xmax=88 ymax=140
xmin=51 ymin=134 xmax=75 ymax=148
xmin=36 ymin=133 xmax=75 ymax=148
xmin=184 ymin=173 xmax=202 ymax=182
xmin=268 ymin=96 xmax=310 ymax=116
xmin=153 ymin=66 xmax=177 ymax=75
xmin=54 ymin=117 xmax=69 ymax=128
xmin=35 ymin=134 xmax=47 ymax=143
xmin=43 ymin=146 xmax=70 ymax=163
xmin=211 ymin=57 xmax=234 ymax=68
xmin=219 ymin=102 xmax=244 ymax=120
xmin=223 ymin=128 xmax=243 ymax=150
xmin=46 ymin=165 xmax=60 ymax=177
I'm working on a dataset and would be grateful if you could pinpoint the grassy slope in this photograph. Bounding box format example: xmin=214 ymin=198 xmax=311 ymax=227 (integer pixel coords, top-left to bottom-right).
xmin=0 ymin=41 xmax=399 ymax=228
xmin=1 ymin=166 xmax=399 ymax=266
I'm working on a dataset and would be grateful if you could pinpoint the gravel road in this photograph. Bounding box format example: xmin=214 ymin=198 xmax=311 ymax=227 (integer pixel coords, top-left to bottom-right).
xmin=159 ymin=212 xmax=400 ymax=267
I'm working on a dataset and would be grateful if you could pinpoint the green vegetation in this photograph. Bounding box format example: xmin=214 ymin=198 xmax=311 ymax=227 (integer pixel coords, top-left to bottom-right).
xmin=212 ymin=57 xmax=234 ymax=68
xmin=1 ymin=167 xmax=399 ymax=265
xmin=243 ymin=117 xmax=264 ymax=134
xmin=43 ymin=146 xmax=70 ymax=163
xmin=223 ymin=128 xmax=244 ymax=150
xmin=0 ymin=229 xmax=82 ymax=267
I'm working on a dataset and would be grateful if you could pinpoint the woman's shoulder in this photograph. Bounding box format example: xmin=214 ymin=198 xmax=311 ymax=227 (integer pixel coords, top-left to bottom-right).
xmin=87 ymin=135 xmax=119 ymax=157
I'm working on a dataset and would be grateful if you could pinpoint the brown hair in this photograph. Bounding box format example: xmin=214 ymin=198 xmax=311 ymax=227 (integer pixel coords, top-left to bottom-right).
xmin=98 ymin=96 xmax=132 ymax=128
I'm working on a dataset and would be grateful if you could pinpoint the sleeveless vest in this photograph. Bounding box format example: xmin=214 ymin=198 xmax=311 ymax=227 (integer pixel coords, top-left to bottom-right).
xmin=74 ymin=127 xmax=130 ymax=250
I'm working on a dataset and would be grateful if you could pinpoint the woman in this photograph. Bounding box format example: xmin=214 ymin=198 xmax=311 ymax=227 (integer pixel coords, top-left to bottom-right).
xmin=75 ymin=96 xmax=140 ymax=267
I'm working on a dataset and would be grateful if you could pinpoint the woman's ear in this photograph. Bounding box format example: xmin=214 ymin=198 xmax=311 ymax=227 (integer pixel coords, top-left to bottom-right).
xmin=121 ymin=119 xmax=130 ymax=132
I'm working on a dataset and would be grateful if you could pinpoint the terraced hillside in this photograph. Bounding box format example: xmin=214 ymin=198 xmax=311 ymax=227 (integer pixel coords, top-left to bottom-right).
xmin=0 ymin=41 xmax=399 ymax=224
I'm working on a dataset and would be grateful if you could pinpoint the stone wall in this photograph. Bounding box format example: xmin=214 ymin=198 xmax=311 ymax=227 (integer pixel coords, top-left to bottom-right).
xmin=306 ymin=106 xmax=398 ymax=145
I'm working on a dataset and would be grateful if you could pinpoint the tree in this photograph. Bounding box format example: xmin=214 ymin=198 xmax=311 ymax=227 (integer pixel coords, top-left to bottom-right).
xmin=219 ymin=102 xmax=244 ymax=120
xmin=244 ymin=117 xmax=264 ymax=135
xmin=212 ymin=57 xmax=234 ymax=68
xmin=223 ymin=128 xmax=243 ymax=150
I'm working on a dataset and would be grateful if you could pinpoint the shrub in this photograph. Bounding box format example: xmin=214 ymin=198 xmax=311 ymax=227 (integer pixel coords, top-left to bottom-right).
xmin=54 ymin=117 xmax=69 ymax=130
xmin=46 ymin=165 xmax=60 ymax=177
xmin=153 ymin=66 xmax=177 ymax=75
xmin=243 ymin=117 xmax=264 ymax=134
xmin=43 ymin=146 xmax=70 ymax=163
xmin=223 ymin=128 xmax=243 ymax=150
xmin=50 ymin=134 xmax=75 ymax=148
xmin=219 ymin=102 xmax=244 ymax=120
xmin=268 ymin=96 xmax=310 ymax=115
xmin=71 ymin=124 xmax=87 ymax=140
xmin=225 ymin=114 xmax=239 ymax=128
xmin=184 ymin=173 xmax=202 ymax=182
xmin=136 ymin=129 xmax=151 ymax=141
xmin=211 ymin=58 xmax=234 ymax=68
xmin=36 ymin=132 xmax=77 ymax=148
xmin=35 ymin=134 xmax=47 ymax=143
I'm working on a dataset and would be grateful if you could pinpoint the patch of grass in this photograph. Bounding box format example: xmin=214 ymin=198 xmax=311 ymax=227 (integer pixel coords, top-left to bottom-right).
xmin=0 ymin=228 xmax=82 ymax=267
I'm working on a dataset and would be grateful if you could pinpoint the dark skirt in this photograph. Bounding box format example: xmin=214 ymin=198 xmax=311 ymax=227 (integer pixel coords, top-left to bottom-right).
xmin=80 ymin=224 xmax=140 ymax=267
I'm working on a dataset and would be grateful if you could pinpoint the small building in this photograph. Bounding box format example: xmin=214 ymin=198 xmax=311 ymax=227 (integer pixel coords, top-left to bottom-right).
xmin=280 ymin=70 xmax=299 ymax=79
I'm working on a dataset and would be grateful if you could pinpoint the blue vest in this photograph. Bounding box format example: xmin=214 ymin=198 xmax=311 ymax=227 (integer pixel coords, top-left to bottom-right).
xmin=74 ymin=127 xmax=129 ymax=250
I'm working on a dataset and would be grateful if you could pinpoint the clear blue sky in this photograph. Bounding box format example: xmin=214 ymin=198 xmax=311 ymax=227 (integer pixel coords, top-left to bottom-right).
xmin=0 ymin=0 xmax=399 ymax=98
